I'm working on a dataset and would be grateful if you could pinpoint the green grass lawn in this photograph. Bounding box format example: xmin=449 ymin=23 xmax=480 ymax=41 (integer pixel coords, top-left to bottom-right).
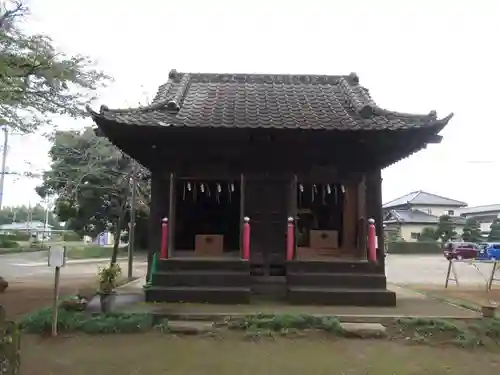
xmin=64 ymin=244 xmax=127 ymax=259
xmin=21 ymin=333 xmax=500 ymax=375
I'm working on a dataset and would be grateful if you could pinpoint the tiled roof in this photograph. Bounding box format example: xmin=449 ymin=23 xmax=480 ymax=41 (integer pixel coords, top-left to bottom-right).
xmin=385 ymin=209 xmax=438 ymax=224
xmin=384 ymin=209 xmax=466 ymax=225
xmin=457 ymin=204 xmax=500 ymax=216
xmin=383 ymin=190 xmax=467 ymax=209
xmin=87 ymin=70 xmax=453 ymax=131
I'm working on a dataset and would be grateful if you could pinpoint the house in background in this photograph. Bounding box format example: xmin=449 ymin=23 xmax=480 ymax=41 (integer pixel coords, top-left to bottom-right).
xmin=0 ymin=221 xmax=53 ymax=241
xmin=457 ymin=204 xmax=500 ymax=235
xmin=383 ymin=191 xmax=467 ymax=242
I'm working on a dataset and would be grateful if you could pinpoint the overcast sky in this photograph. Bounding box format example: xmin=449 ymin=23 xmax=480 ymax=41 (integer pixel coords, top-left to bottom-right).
xmin=4 ymin=0 xmax=499 ymax=208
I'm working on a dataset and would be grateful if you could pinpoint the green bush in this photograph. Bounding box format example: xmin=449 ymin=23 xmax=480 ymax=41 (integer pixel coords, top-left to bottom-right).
xmin=6 ymin=231 xmax=30 ymax=241
xmin=0 ymin=236 xmax=19 ymax=248
xmin=1 ymin=307 xmax=21 ymax=375
xmin=227 ymin=313 xmax=344 ymax=334
xmin=19 ymin=308 xmax=154 ymax=334
xmin=62 ymin=231 xmax=81 ymax=242
xmin=66 ymin=245 xmax=127 ymax=259
xmin=387 ymin=241 xmax=441 ymax=254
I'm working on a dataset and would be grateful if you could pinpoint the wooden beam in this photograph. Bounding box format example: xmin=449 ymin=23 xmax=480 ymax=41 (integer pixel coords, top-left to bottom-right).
xmin=357 ymin=175 xmax=367 ymax=259
xmin=290 ymin=174 xmax=298 ymax=259
xmin=239 ymin=173 xmax=245 ymax=257
xmin=342 ymin=182 xmax=358 ymax=251
xmin=167 ymin=172 xmax=176 ymax=257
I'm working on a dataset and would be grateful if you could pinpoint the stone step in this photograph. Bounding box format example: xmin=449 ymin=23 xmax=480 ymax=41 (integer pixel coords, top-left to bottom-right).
xmin=340 ymin=322 xmax=387 ymax=338
xmin=156 ymin=259 xmax=250 ymax=272
xmin=287 ymin=287 xmax=396 ymax=306
xmin=145 ymin=286 xmax=251 ymax=304
xmin=287 ymin=272 xmax=387 ymax=289
xmin=151 ymin=270 xmax=251 ymax=287
xmin=286 ymin=260 xmax=383 ymax=274
xmin=168 ymin=321 xmax=215 ymax=335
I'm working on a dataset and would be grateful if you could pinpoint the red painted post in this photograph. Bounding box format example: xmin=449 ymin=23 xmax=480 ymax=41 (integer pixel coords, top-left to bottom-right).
xmin=160 ymin=217 xmax=168 ymax=259
xmin=368 ymin=218 xmax=377 ymax=263
xmin=286 ymin=216 xmax=294 ymax=261
xmin=242 ymin=216 xmax=250 ymax=260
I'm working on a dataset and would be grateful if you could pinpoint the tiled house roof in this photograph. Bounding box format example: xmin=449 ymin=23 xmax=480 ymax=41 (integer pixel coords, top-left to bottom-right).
xmin=383 ymin=190 xmax=466 ymax=209
xmin=384 ymin=209 xmax=467 ymax=225
xmin=87 ymin=70 xmax=453 ymax=132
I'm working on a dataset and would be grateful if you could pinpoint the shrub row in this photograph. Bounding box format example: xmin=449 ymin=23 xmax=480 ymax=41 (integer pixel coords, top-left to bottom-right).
xmin=20 ymin=308 xmax=156 ymax=334
xmin=387 ymin=241 xmax=442 ymax=254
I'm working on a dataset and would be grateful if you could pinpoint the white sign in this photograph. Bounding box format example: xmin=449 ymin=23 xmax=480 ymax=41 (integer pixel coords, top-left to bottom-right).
xmin=48 ymin=245 xmax=66 ymax=268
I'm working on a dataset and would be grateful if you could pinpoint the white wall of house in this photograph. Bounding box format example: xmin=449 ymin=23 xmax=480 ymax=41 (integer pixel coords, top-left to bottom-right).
xmin=389 ymin=223 xmax=464 ymax=243
xmin=458 ymin=212 xmax=500 ymax=234
xmin=409 ymin=205 xmax=459 ymax=217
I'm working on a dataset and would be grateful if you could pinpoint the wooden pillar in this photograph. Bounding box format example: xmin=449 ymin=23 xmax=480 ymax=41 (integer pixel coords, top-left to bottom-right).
xmin=167 ymin=172 xmax=176 ymax=257
xmin=289 ymin=174 xmax=298 ymax=259
xmin=342 ymin=181 xmax=358 ymax=253
xmin=366 ymin=168 xmax=385 ymax=271
xmin=239 ymin=173 xmax=245 ymax=257
xmin=357 ymin=175 xmax=367 ymax=259
xmin=147 ymin=171 xmax=169 ymax=281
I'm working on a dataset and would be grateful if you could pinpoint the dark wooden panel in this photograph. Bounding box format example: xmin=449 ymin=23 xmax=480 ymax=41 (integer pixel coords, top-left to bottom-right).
xmin=245 ymin=178 xmax=289 ymax=264
xmin=366 ymin=169 xmax=385 ymax=268
xmin=147 ymin=171 xmax=169 ymax=280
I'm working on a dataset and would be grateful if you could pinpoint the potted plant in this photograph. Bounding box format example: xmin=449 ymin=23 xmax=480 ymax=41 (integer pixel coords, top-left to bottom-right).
xmin=97 ymin=263 xmax=121 ymax=313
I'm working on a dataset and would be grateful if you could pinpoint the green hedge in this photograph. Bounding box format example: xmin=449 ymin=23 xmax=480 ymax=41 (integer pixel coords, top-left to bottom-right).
xmin=62 ymin=231 xmax=81 ymax=242
xmin=1 ymin=231 xmax=30 ymax=241
xmin=0 ymin=236 xmax=19 ymax=248
xmin=65 ymin=245 xmax=127 ymax=259
xmin=0 ymin=246 xmax=47 ymax=255
xmin=387 ymin=241 xmax=442 ymax=254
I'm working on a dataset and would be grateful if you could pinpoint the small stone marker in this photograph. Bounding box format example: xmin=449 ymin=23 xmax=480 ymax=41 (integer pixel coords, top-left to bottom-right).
xmin=340 ymin=322 xmax=387 ymax=338
xmin=168 ymin=321 xmax=215 ymax=335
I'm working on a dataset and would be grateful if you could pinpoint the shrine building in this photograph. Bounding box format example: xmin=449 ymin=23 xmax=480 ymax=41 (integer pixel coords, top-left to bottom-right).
xmin=88 ymin=70 xmax=452 ymax=306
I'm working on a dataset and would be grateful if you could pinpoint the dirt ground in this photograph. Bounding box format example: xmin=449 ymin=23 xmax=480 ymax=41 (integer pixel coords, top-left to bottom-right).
xmin=1 ymin=278 xmax=97 ymax=320
xmin=20 ymin=333 xmax=500 ymax=375
xmin=415 ymin=285 xmax=500 ymax=309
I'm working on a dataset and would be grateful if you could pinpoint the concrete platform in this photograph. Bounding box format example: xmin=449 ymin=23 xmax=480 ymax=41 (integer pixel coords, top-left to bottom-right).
xmin=96 ymin=283 xmax=481 ymax=322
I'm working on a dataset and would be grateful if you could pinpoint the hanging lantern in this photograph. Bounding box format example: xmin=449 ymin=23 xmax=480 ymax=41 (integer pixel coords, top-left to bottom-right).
xmin=200 ymin=183 xmax=205 ymax=193
xmin=327 ymin=184 xmax=331 ymax=194
xmin=187 ymin=182 xmax=192 ymax=191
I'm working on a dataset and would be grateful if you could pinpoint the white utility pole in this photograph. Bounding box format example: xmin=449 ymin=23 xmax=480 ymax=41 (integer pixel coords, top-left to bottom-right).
xmin=0 ymin=127 xmax=8 ymax=209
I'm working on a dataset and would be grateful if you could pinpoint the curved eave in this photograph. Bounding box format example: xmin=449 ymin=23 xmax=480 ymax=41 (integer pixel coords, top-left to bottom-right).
xmin=86 ymin=103 xmax=454 ymax=134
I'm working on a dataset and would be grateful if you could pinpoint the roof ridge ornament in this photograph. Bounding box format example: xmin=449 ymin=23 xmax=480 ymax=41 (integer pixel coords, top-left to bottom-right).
xmin=169 ymin=69 xmax=178 ymax=80
xmin=348 ymin=72 xmax=359 ymax=84
xmin=339 ymin=74 xmax=377 ymax=118
xmin=166 ymin=73 xmax=191 ymax=113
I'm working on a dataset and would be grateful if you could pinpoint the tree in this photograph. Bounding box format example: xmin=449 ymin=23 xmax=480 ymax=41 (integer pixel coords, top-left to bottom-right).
xmin=462 ymin=217 xmax=482 ymax=243
xmin=36 ymin=128 xmax=150 ymax=264
xmin=488 ymin=219 xmax=500 ymax=242
xmin=434 ymin=215 xmax=457 ymax=243
xmin=0 ymin=204 xmax=60 ymax=227
xmin=1 ymin=1 xmax=110 ymax=132
xmin=418 ymin=227 xmax=436 ymax=242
